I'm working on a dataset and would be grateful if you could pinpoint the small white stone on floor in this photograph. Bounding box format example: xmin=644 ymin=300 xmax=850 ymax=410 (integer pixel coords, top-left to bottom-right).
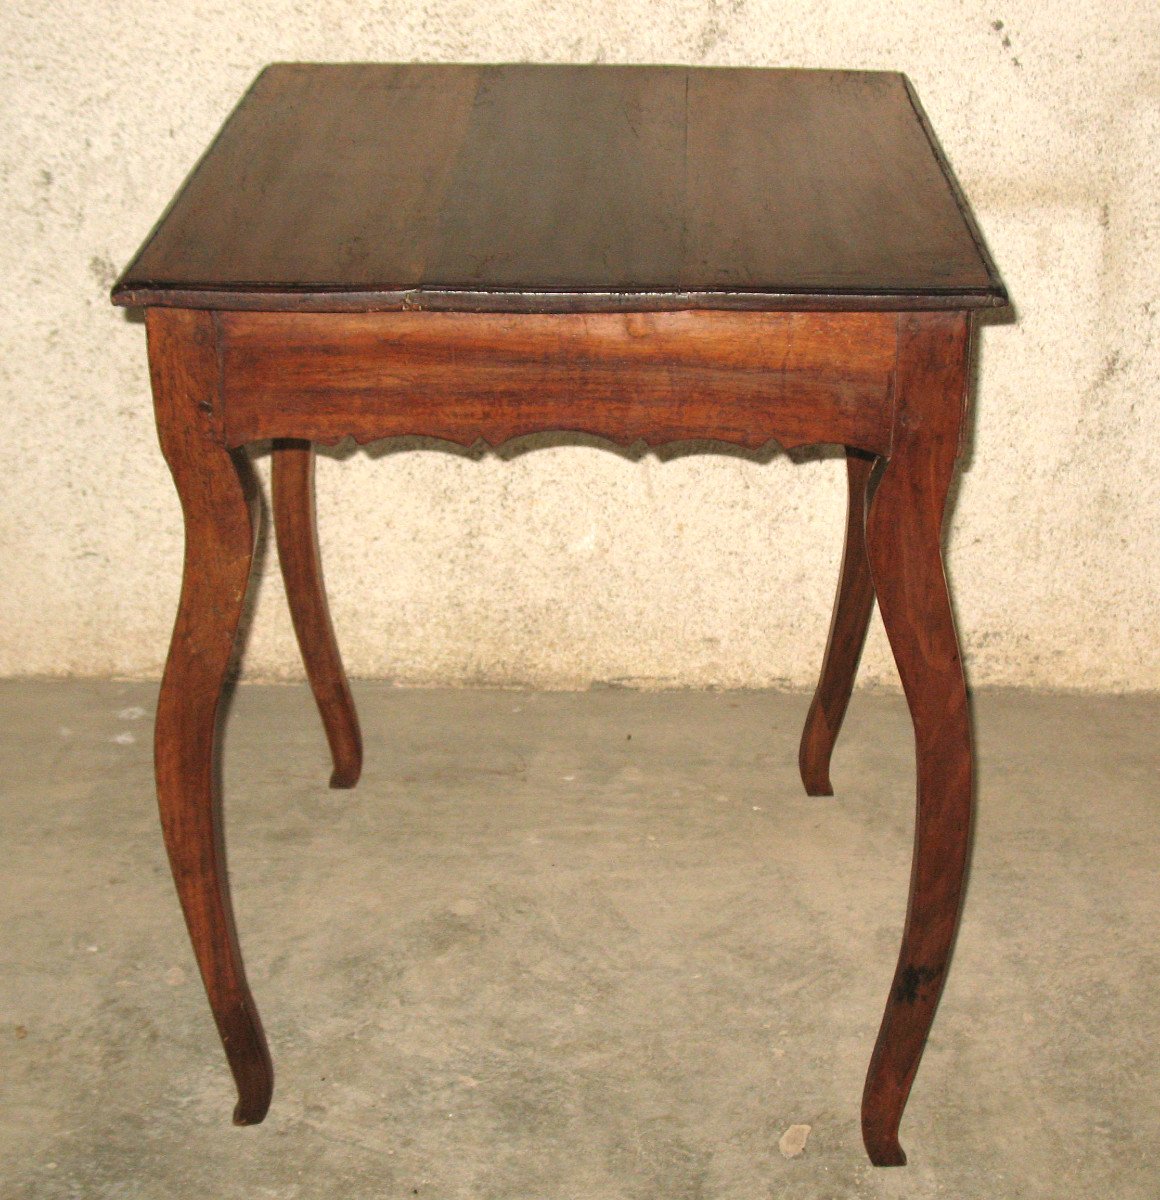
xmin=111 ymin=731 xmax=135 ymax=745
xmin=117 ymin=706 xmax=147 ymax=720
xmin=165 ymin=966 xmax=185 ymax=986
xmin=778 ymin=1123 xmax=811 ymax=1158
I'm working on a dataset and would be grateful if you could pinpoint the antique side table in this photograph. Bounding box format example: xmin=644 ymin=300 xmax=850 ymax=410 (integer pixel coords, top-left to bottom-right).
xmin=112 ymin=63 xmax=1007 ymax=1166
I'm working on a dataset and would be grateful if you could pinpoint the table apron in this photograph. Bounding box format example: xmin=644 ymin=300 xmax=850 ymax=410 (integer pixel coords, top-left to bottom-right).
xmin=215 ymin=310 xmax=898 ymax=454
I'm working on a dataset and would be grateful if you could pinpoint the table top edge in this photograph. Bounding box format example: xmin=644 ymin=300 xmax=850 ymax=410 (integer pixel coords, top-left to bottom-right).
xmin=110 ymin=282 xmax=1009 ymax=314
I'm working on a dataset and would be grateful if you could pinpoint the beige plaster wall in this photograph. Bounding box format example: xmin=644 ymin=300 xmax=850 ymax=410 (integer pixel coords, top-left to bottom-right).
xmin=1 ymin=1 xmax=1157 ymax=689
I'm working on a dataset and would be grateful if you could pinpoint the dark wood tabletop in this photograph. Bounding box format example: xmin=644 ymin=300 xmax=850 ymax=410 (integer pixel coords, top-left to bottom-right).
xmin=112 ymin=63 xmax=1006 ymax=314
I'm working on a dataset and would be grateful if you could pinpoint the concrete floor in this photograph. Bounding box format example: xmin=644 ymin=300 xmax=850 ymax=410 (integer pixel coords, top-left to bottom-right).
xmin=1 ymin=681 xmax=1158 ymax=1199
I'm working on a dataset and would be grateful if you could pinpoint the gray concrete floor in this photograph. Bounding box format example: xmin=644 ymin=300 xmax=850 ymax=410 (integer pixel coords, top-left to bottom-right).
xmin=1 ymin=681 xmax=1158 ymax=1198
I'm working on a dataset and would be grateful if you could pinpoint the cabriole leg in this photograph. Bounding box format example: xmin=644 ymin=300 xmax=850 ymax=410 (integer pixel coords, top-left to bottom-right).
xmin=147 ymin=308 xmax=273 ymax=1125
xmin=272 ymin=439 xmax=362 ymax=788
xmin=860 ymin=313 xmax=973 ymax=1166
xmin=799 ymin=448 xmax=876 ymax=796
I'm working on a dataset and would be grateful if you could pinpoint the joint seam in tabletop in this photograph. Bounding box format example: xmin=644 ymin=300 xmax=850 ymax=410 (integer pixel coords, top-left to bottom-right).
xmin=111 ymin=66 xmax=1008 ymax=314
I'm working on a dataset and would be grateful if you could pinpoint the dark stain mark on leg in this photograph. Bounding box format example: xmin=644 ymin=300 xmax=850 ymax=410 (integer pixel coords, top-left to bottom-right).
xmin=894 ymin=963 xmax=943 ymax=1006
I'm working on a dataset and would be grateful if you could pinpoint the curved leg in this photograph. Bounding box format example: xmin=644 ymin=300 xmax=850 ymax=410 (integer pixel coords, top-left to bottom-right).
xmin=799 ymin=449 xmax=876 ymax=795
xmin=272 ymin=440 xmax=362 ymax=788
xmin=147 ymin=309 xmax=273 ymax=1125
xmin=860 ymin=313 xmax=973 ymax=1166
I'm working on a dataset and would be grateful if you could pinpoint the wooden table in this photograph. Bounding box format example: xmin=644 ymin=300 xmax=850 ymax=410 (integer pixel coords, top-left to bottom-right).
xmin=112 ymin=63 xmax=1007 ymax=1166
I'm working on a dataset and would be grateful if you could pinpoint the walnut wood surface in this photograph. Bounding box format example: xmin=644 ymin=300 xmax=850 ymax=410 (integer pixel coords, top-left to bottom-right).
xmin=112 ymin=64 xmax=1006 ymax=313
xmin=127 ymin=58 xmax=1000 ymax=1167
xmin=141 ymin=302 xmax=983 ymax=1165
xmin=219 ymin=310 xmax=897 ymax=453
xmin=799 ymin=449 xmax=877 ymax=796
xmin=272 ymin=441 xmax=362 ymax=788
xmin=146 ymin=308 xmax=272 ymax=1125
xmin=860 ymin=311 xmax=974 ymax=1166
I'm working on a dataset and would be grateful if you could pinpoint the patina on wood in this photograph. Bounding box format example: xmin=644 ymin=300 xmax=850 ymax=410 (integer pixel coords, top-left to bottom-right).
xmin=123 ymin=62 xmax=1006 ymax=1169
xmin=112 ymin=63 xmax=1006 ymax=314
xmin=147 ymin=307 xmax=273 ymax=1126
xmin=799 ymin=448 xmax=878 ymax=797
xmin=218 ymin=310 xmax=898 ymax=452
xmin=272 ymin=440 xmax=362 ymax=789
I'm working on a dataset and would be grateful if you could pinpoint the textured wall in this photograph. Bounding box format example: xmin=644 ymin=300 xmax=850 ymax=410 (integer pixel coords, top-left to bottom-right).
xmin=1 ymin=2 xmax=1157 ymax=689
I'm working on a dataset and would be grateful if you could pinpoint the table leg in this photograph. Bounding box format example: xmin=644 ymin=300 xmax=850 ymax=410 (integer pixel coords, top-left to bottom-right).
xmin=859 ymin=313 xmax=973 ymax=1166
xmin=147 ymin=309 xmax=273 ymax=1125
xmin=272 ymin=440 xmax=362 ymax=788
xmin=799 ymin=449 xmax=876 ymax=796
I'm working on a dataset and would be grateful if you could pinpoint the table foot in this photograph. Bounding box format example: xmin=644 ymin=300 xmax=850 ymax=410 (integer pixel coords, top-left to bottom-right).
xmin=148 ymin=309 xmax=274 ymax=1124
xmin=799 ymin=449 xmax=876 ymax=796
xmin=859 ymin=313 xmax=973 ymax=1165
xmin=233 ymin=1080 xmax=273 ymax=1126
xmin=863 ymin=1130 xmax=907 ymax=1167
xmin=272 ymin=440 xmax=363 ymax=788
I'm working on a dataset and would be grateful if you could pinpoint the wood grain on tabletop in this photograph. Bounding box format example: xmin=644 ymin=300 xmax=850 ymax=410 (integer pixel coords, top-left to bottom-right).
xmin=112 ymin=63 xmax=1006 ymax=312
